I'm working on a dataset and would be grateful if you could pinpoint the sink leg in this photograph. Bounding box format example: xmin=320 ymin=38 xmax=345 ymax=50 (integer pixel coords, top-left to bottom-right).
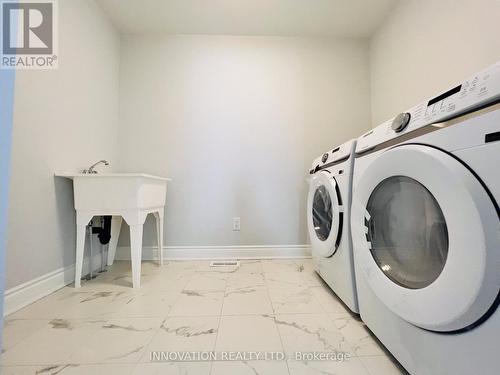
xmin=75 ymin=224 xmax=86 ymax=288
xmin=159 ymin=213 xmax=164 ymax=266
xmin=107 ymin=216 xmax=122 ymax=266
xmin=154 ymin=211 xmax=164 ymax=266
xmin=130 ymin=224 xmax=143 ymax=289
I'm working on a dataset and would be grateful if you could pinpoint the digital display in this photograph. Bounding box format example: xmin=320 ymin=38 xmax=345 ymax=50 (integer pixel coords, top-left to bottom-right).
xmin=427 ymin=85 xmax=462 ymax=107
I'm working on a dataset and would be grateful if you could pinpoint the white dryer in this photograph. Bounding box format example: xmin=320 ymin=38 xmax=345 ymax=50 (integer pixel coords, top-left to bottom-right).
xmin=307 ymin=139 xmax=358 ymax=313
xmin=351 ymin=62 xmax=500 ymax=374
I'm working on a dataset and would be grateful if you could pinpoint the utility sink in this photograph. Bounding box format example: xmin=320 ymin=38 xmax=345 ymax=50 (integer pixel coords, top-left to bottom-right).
xmin=55 ymin=173 xmax=171 ymax=211
xmin=55 ymin=172 xmax=172 ymax=288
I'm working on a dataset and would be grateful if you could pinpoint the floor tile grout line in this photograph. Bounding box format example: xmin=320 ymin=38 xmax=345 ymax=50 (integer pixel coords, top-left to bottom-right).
xmin=71 ymin=315 xmax=162 ymax=368
xmin=115 ymin=264 xmax=195 ymax=370
xmin=358 ymin=356 xmax=385 ymax=375
xmin=9 ymin=310 xmax=353 ymax=320
xmin=261 ymin=261 xmax=292 ymax=375
xmin=1 ymin=313 xmax=118 ymax=367
xmin=3 ymin=318 xmax=110 ymax=368
xmin=0 ymin=319 xmax=52 ymax=357
xmin=133 ymin=315 xmax=173 ymax=365
xmin=209 ymin=262 xmax=230 ymax=375
xmin=123 ymin=265 xmax=199 ymax=373
xmin=3 ymin=259 xmax=394 ymax=371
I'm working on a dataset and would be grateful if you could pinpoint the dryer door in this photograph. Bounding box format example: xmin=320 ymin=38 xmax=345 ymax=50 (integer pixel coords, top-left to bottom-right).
xmin=307 ymin=170 xmax=343 ymax=258
xmin=352 ymin=144 xmax=499 ymax=332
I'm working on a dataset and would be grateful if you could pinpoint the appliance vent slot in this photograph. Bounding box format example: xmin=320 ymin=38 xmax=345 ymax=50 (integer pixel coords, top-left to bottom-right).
xmin=332 ymin=147 xmax=340 ymax=153
xmin=210 ymin=261 xmax=240 ymax=267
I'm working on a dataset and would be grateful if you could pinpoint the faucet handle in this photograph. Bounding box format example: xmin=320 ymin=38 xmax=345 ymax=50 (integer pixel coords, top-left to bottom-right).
xmin=82 ymin=160 xmax=109 ymax=174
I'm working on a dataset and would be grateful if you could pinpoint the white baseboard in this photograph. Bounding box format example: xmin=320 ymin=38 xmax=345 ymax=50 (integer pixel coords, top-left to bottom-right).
xmin=3 ymin=265 xmax=75 ymax=316
xmin=3 ymin=253 xmax=103 ymax=317
xmin=4 ymin=245 xmax=311 ymax=316
xmin=115 ymin=244 xmax=311 ymax=261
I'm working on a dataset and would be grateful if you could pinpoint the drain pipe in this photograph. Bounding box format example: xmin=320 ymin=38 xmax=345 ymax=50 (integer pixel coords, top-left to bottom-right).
xmin=84 ymin=216 xmax=112 ymax=280
xmin=94 ymin=216 xmax=112 ymax=273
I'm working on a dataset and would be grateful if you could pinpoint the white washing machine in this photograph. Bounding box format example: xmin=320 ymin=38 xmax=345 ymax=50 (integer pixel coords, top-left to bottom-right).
xmin=351 ymin=62 xmax=500 ymax=375
xmin=307 ymin=139 xmax=358 ymax=313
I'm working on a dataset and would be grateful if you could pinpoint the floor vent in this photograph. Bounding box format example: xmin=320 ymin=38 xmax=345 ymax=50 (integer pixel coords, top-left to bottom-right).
xmin=210 ymin=261 xmax=240 ymax=267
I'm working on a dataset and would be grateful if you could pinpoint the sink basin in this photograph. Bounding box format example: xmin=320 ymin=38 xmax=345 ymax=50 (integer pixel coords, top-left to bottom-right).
xmin=55 ymin=173 xmax=171 ymax=212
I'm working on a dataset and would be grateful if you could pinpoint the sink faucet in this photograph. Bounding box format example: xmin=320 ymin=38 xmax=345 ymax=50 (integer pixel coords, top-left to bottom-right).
xmin=83 ymin=160 xmax=109 ymax=174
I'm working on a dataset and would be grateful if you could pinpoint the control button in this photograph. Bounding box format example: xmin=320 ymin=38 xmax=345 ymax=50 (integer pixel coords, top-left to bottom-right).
xmin=321 ymin=153 xmax=329 ymax=163
xmin=391 ymin=112 xmax=411 ymax=132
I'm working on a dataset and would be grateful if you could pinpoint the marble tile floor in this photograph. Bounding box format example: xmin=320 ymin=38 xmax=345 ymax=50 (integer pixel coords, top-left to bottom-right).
xmin=1 ymin=259 xmax=407 ymax=375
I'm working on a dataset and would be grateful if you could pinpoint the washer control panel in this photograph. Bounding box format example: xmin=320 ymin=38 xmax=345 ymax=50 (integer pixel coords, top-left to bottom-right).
xmin=356 ymin=61 xmax=500 ymax=153
xmin=391 ymin=112 xmax=411 ymax=132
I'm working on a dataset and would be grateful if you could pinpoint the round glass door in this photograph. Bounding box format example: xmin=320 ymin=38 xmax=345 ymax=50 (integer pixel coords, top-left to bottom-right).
xmin=351 ymin=144 xmax=500 ymax=332
xmin=366 ymin=176 xmax=449 ymax=289
xmin=307 ymin=171 xmax=342 ymax=258
xmin=312 ymin=185 xmax=333 ymax=241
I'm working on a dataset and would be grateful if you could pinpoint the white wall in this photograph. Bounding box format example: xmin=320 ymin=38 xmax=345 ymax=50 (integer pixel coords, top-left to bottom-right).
xmin=370 ymin=0 xmax=500 ymax=126
xmin=6 ymin=0 xmax=120 ymax=289
xmin=118 ymin=35 xmax=371 ymax=247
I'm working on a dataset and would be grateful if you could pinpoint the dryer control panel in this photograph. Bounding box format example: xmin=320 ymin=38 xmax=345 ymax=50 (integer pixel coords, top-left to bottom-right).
xmin=356 ymin=61 xmax=500 ymax=154
xmin=310 ymin=139 xmax=355 ymax=173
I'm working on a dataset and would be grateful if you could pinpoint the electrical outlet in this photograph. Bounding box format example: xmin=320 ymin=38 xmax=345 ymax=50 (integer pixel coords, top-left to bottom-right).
xmin=232 ymin=217 xmax=241 ymax=231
